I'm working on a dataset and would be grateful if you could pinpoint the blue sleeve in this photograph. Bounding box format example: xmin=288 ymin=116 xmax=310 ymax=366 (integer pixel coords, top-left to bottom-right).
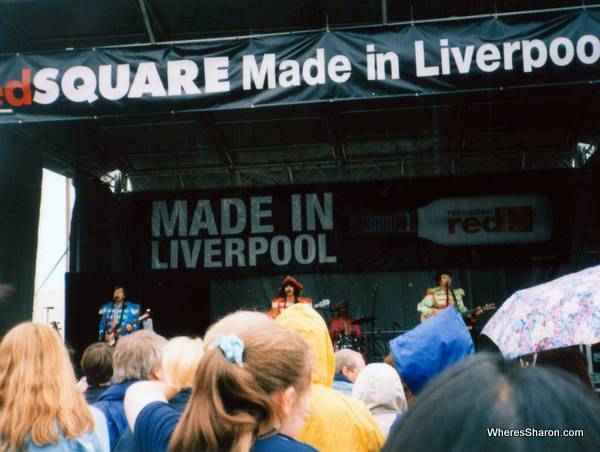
xmin=253 ymin=435 xmax=317 ymax=452
xmin=134 ymin=402 xmax=181 ymax=452
xmin=98 ymin=305 xmax=108 ymax=341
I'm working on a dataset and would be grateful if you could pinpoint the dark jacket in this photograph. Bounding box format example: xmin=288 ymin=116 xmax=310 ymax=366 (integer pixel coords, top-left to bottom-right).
xmin=85 ymin=385 xmax=109 ymax=404
xmin=93 ymin=379 xmax=137 ymax=449
xmin=113 ymin=387 xmax=192 ymax=452
xmin=334 ymin=372 xmax=352 ymax=384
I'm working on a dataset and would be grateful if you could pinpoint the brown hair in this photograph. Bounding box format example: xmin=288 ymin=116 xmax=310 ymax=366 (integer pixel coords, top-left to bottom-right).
xmin=384 ymin=353 xmax=415 ymax=407
xmin=169 ymin=311 xmax=311 ymax=452
xmin=81 ymin=342 xmax=114 ymax=386
xmin=0 ymin=323 xmax=94 ymax=450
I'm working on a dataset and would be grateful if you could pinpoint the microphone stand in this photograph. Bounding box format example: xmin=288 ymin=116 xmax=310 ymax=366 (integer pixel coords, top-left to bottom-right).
xmin=369 ymin=283 xmax=378 ymax=362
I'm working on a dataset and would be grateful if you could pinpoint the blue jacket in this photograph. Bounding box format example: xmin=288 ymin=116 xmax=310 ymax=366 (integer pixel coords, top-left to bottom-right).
xmin=26 ymin=406 xmax=110 ymax=451
xmin=93 ymin=380 xmax=137 ymax=449
xmin=389 ymin=306 xmax=473 ymax=395
xmin=98 ymin=301 xmax=141 ymax=342
xmin=332 ymin=372 xmax=353 ymax=395
xmin=113 ymin=388 xmax=192 ymax=452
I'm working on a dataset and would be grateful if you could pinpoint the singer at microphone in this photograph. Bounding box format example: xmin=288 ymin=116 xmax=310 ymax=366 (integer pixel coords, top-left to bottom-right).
xmin=98 ymin=285 xmax=141 ymax=344
xmin=416 ymin=270 xmax=467 ymax=322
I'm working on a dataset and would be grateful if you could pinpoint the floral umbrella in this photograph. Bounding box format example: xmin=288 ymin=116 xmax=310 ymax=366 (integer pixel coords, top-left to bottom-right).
xmin=481 ymin=265 xmax=600 ymax=360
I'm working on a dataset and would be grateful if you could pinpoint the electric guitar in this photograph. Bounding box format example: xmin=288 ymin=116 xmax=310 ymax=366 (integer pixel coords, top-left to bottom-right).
xmin=420 ymin=303 xmax=496 ymax=323
xmin=105 ymin=309 xmax=151 ymax=347
xmin=466 ymin=303 xmax=497 ymax=330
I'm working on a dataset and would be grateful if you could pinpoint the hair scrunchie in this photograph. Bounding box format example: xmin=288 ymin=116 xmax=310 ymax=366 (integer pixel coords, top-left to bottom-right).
xmin=210 ymin=334 xmax=245 ymax=368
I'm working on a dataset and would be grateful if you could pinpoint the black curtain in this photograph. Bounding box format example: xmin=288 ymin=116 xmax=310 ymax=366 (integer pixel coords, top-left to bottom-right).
xmin=0 ymin=132 xmax=42 ymax=336
xmin=69 ymin=174 xmax=134 ymax=272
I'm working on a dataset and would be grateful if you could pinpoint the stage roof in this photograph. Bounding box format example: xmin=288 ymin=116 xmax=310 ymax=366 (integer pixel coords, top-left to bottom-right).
xmin=0 ymin=1 xmax=595 ymax=53
xmin=1 ymin=0 xmax=599 ymax=191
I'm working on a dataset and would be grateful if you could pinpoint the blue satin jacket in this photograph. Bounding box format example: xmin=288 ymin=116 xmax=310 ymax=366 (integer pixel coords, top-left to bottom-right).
xmin=98 ymin=301 xmax=141 ymax=342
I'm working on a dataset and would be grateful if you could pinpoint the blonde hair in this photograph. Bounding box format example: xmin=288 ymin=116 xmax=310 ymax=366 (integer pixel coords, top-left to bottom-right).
xmin=161 ymin=336 xmax=204 ymax=389
xmin=0 ymin=322 xmax=94 ymax=450
xmin=113 ymin=330 xmax=167 ymax=383
xmin=170 ymin=311 xmax=311 ymax=452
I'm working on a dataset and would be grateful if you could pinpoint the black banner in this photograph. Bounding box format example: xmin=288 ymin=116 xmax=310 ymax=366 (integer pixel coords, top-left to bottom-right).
xmin=74 ymin=172 xmax=571 ymax=275
xmin=1 ymin=9 xmax=599 ymax=123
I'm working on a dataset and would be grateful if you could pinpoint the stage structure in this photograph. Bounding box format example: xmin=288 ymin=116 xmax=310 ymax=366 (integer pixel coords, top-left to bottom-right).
xmin=0 ymin=2 xmax=599 ymax=366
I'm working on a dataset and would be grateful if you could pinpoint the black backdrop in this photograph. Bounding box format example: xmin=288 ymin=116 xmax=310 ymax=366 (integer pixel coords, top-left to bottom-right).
xmin=69 ymin=170 xmax=572 ymax=275
xmin=65 ymin=169 xmax=600 ymax=360
xmin=65 ymin=271 xmax=210 ymax=365
xmin=0 ymin=134 xmax=42 ymax=336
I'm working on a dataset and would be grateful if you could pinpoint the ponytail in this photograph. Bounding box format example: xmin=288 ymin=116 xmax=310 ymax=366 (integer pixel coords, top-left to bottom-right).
xmin=169 ymin=314 xmax=310 ymax=452
xmin=170 ymin=348 xmax=273 ymax=451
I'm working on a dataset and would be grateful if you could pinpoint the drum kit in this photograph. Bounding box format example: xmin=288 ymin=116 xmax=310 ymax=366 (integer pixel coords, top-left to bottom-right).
xmin=317 ymin=309 xmax=403 ymax=361
xmin=333 ymin=316 xmax=374 ymax=353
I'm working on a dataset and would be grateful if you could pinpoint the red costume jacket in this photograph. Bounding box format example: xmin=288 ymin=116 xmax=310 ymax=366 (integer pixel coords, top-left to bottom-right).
xmin=268 ymin=296 xmax=312 ymax=318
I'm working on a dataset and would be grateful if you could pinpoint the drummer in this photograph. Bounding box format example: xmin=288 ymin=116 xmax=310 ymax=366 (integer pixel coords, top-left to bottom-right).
xmin=329 ymin=300 xmax=363 ymax=352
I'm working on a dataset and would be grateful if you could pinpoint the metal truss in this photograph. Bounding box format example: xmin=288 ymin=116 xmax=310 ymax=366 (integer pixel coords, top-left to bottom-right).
xmin=126 ymin=146 xmax=579 ymax=192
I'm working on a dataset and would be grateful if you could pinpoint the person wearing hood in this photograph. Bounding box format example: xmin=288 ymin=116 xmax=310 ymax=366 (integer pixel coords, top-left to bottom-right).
xmin=352 ymin=363 xmax=407 ymax=438
xmin=269 ymin=276 xmax=312 ymax=319
xmin=277 ymin=303 xmax=384 ymax=452
xmin=389 ymin=305 xmax=473 ymax=396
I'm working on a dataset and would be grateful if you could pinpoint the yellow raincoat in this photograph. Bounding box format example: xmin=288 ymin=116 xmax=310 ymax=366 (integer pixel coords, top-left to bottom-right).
xmin=277 ymin=304 xmax=384 ymax=452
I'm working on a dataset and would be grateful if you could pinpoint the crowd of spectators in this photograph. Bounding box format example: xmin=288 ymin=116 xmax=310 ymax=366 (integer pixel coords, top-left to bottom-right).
xmin=0 ymin=303 xmax=598 ymax=451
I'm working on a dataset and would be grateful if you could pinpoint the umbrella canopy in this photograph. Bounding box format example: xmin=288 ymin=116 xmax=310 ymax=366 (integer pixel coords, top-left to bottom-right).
xmin=482 ymin=265 xmax=600 ymax=360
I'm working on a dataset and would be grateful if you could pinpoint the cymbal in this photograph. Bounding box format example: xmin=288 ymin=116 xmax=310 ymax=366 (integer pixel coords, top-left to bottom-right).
xmin=352 ymin=316 xmax=375 ymax=325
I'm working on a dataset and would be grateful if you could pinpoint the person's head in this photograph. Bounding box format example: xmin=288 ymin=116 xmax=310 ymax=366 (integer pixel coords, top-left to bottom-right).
xmin=335 ymin=300 xmax=349 ymax=316
xmin=80 ymin=342 xmax=114 ymax=386
xmin=278 ymin=276 xmax=302 ymax=298
xmin=113 ymin=285 xmax=125 ymax=302
xmin=0 ymin=323 xmax=94 ymax=449
xmin=284 ymin=284 xmax=296 ymax=297
xmin=112 ymin=330 xmax=167 ymax=383
xmin=277 ymin=303 xmax=336 ymax=387
xmin=161 ymin=336 xmax=204 ymax=389
xmin=383 ymin=353 xmax=600 ymax=452
xmin=434 ymin=271 xmax=452 ymax=288
xmin=170 ymin=311 xmax=312 ymax=451
xmin=335 ymin=349 xmax=366 ymax=383
xmin=352 ymin=363 xmax=407 ymax=414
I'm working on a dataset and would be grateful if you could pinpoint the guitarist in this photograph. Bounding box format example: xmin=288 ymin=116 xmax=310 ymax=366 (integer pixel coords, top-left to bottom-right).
xmin=417 ymin=271 xmax=468 ymax=322
xmin=98 ymin=285 xmax=141 ymax=344
xmin=268 ymin=276 xmax=312 ymax=319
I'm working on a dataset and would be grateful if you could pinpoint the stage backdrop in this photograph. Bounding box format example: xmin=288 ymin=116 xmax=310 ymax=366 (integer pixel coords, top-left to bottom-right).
xmin=1 ymin=8 xmax=599 ymax=123
xmin=0 ymin=134 xmax=42 ymax=336
xmin=66 ymin=169 xmax=600 ymax=359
